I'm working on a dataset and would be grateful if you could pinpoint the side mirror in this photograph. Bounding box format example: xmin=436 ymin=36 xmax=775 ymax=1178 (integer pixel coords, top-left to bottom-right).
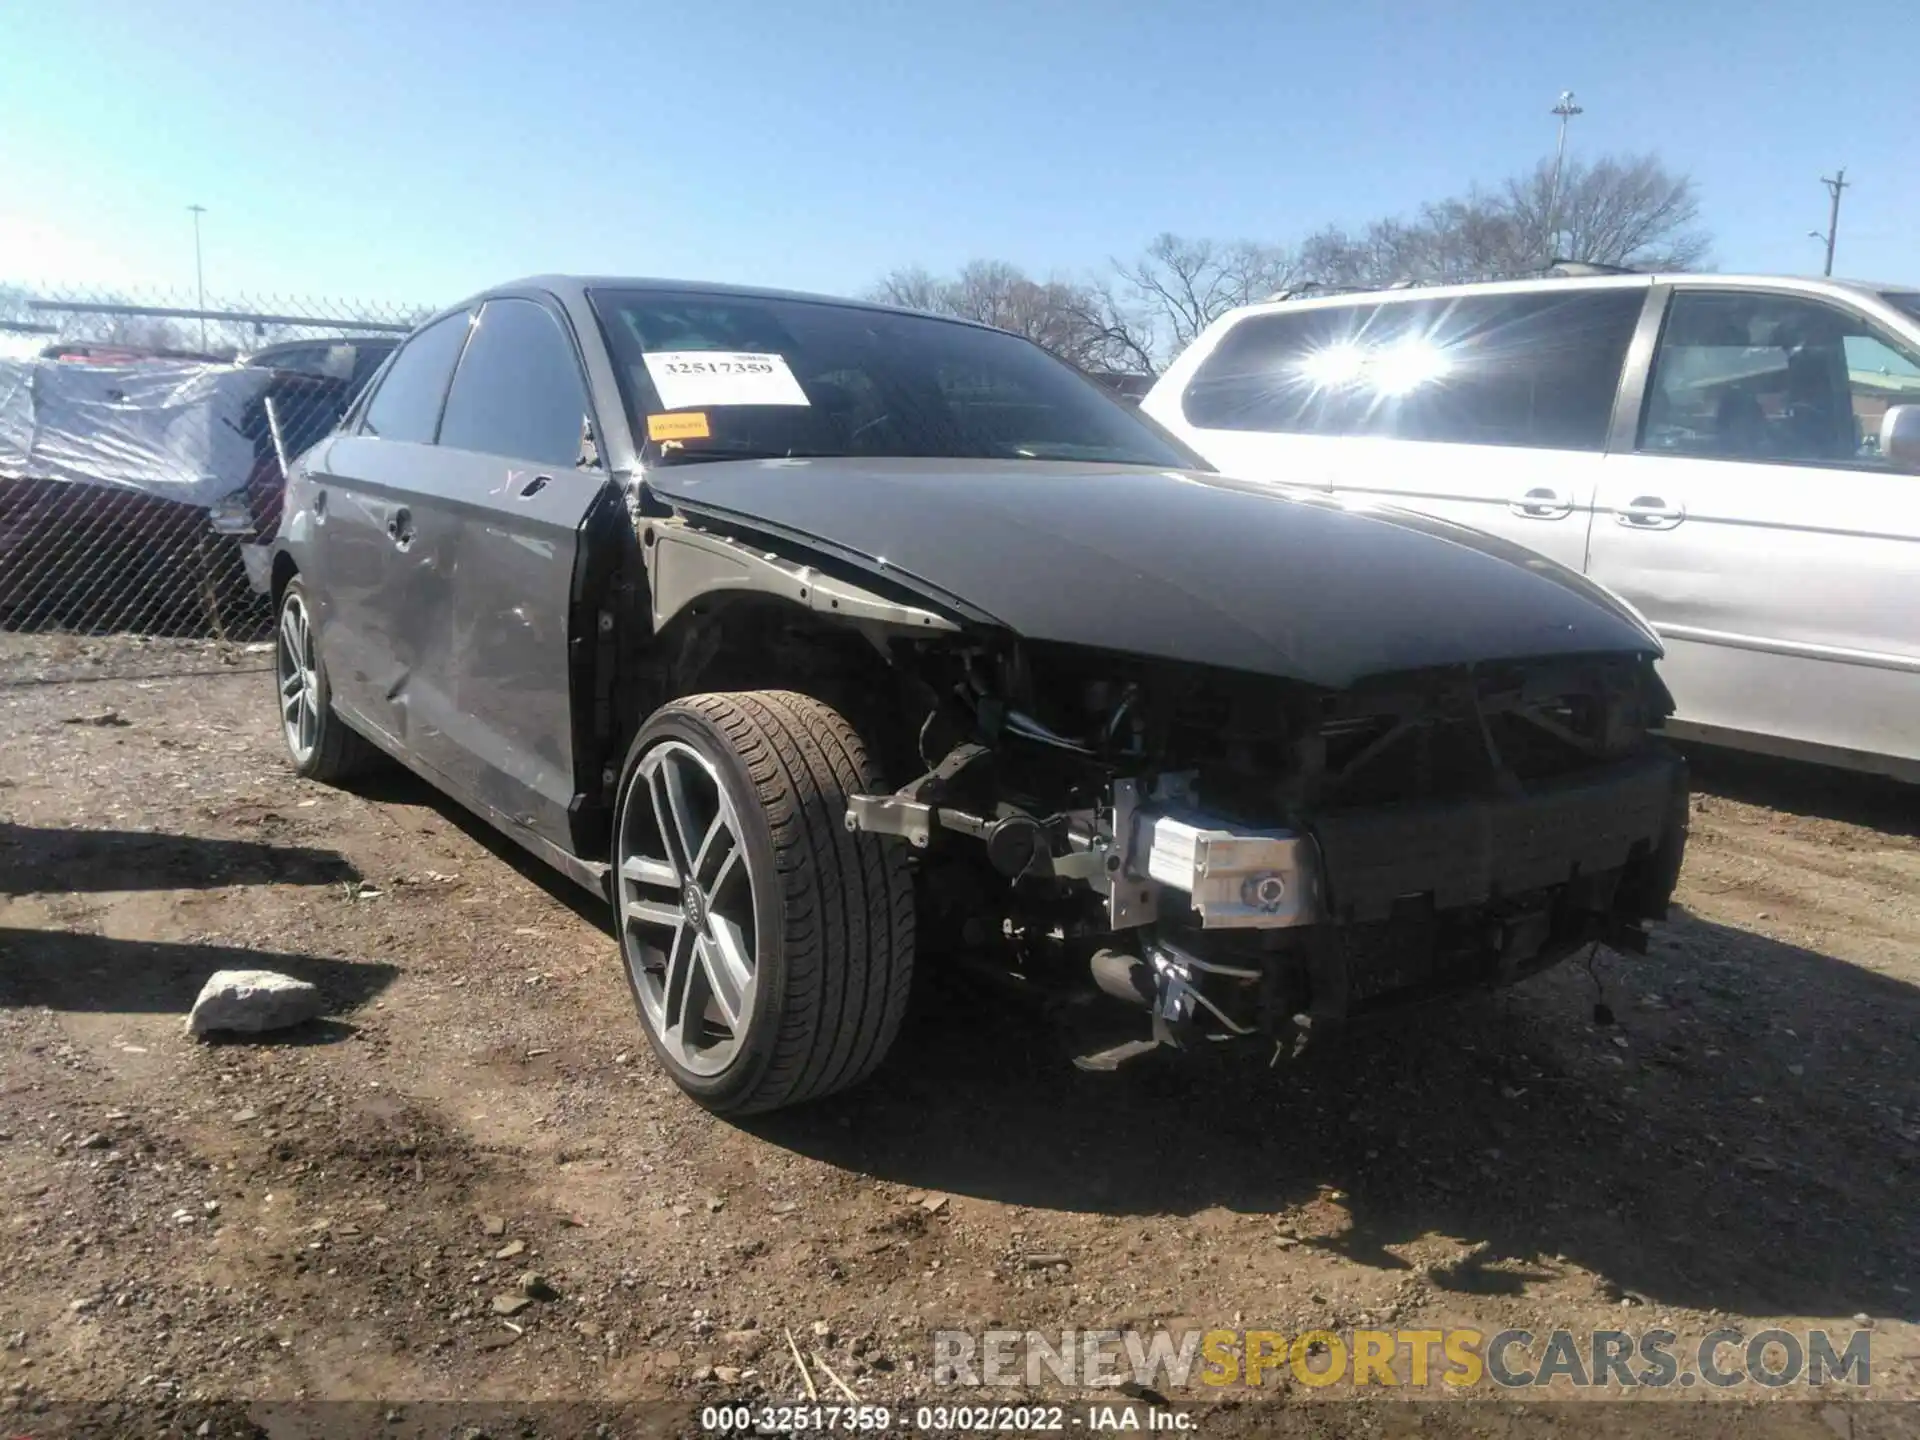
xmin=1883 ymin=404 xmax=1920 ymax=471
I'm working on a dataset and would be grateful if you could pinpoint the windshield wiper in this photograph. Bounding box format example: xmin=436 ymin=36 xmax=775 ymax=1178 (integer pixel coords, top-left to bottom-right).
xmin=652 ymin=447 xmax=841 ymax=465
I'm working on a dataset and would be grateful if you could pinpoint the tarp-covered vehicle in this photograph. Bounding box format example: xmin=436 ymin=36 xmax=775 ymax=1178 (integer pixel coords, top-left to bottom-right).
xmin=267 ymin=276 xmax=1689 ymax=1114
xmin=0 ymin=353 xmax=269 ymax=631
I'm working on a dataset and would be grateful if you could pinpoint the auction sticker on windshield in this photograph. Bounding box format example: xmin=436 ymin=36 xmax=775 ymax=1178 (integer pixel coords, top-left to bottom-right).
xmin=642 ymin=351 xmax=810 ymax=409
xmin=647 ymin=411 xmax=712 ymax=442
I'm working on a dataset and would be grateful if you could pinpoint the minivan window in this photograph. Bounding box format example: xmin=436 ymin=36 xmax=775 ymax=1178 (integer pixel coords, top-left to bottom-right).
xmin=438 ymin=299 xmax=593 ymax=468
xmin=1641 ymin=290 xmax=1920 ymax=468
xmin=1181 ymin=289 xmax=1644 ymax=452
xmin=590 ymin=290 xmax=1201 ymax=469
xmin=361 ymin=313 xmax=471 ymax=444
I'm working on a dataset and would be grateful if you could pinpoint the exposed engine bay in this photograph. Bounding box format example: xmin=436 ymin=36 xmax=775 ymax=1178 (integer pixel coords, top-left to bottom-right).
xmin=839 ymin=632 xmax=1689 ymax=1058
xmin=624 ymin=504 xmax=1689 ymax=1066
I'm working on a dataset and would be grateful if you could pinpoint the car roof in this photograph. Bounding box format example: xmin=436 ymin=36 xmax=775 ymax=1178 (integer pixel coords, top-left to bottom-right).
xmin=1220 ymin=272 xmax=1912 ymax=322
xmin=452 ymin=274 xmax=1002 ymax=334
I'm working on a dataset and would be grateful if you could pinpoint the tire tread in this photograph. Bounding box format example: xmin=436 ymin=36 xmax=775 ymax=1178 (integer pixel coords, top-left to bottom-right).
xmin=666 ymin=690 xmax=913 ymax=1113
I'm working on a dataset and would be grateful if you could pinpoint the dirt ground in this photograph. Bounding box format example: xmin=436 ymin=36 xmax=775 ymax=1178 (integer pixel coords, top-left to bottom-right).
xmin=3 ymin=633 xmax=1919 ymax=1437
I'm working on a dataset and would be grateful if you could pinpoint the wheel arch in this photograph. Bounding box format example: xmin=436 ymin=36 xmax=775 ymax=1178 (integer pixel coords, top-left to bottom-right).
xmin=627 ymin=591 xmax=924 ymax=794
xmin=578 ymin=519 xmax=971 ymax=859
xmin=269 ymin=548 xmax=299 ymax=609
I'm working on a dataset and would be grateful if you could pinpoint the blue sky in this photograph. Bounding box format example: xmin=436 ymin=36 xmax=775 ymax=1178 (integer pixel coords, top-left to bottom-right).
xmin=1 ymin=0 xmax=1911 ymax=310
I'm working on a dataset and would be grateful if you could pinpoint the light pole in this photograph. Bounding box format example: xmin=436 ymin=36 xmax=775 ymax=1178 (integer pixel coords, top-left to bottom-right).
xmin=187 ymin=204 xmax=208 ymax=349
xmin=1808 ymin=168 xmax=1848 ymax=277
xmin=1546 ymin=90 xmax=1583 ymax=262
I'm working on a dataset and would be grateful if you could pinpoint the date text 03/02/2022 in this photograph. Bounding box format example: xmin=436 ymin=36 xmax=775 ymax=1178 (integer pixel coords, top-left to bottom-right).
xmin=699 ymin=1403 xmax=1194 ymax=1432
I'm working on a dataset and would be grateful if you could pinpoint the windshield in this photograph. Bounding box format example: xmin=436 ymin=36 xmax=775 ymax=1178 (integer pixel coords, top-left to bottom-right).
xmin=1884 ymin=292 xmax=1920 ymax=325
xmin=589 ymin=289 xmax=1201 ymax=469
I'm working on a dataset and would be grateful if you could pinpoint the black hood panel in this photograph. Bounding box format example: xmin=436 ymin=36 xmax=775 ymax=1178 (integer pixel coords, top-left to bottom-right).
xmin=644 ymin=458 xmax=1658 ymax=689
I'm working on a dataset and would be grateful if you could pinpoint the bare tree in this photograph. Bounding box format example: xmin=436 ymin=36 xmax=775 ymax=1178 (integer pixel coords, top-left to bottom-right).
xmin=1113 ymin=234 xmax=1298 ymax=363
xmin=1505 ymin=154 xmax=1711 ymax=272
xmin=870 ymin=151 xmax=1708 ymax=372
xmin=869 ymin=266 xmax=947 ymax=313
xmin=1056 ymin=280 xmax=1159 ymax=377
xmin=1296 ymin=153 xmax=1709 ymax=289
xmin=938 ymin=260 xmax=1047 ymax=332
xmin=865 ymin=261 xmax=1154 ymax=374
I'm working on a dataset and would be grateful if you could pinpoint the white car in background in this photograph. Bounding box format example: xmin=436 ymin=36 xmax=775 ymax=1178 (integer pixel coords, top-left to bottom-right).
xmin=1143 ymin=273 xmax=1920 ymax=782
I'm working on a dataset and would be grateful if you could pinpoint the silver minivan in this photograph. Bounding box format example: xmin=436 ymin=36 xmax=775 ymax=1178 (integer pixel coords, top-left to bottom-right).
xmin=1143 ymin=274 xmax=1920 ymax=782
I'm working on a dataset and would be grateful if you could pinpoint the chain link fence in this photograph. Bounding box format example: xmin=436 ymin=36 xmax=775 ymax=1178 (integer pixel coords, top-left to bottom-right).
xmin=1 ymin=283 xmax=432 ymax=681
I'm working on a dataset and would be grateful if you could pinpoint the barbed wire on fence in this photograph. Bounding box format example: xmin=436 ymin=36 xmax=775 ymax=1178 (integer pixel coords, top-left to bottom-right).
xmin=1 ymin=282 xmax=432 ymax=678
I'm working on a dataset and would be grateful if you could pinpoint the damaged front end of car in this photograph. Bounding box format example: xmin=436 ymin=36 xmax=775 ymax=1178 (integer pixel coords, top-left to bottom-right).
xmin=625 ymin=466 xmax=1690 ymax=1065
xmin=844 ymin=635 xmax=1688 ymax=1059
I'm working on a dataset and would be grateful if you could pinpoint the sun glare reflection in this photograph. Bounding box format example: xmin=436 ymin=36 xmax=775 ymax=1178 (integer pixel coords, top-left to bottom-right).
xmin=1293 ymin=333 xmax=1455 ymax=397
xmin=1295 ymin=342 xmax=1366 ymax=388
xmin=1373 ymin=338 xmax=1452 ymax=395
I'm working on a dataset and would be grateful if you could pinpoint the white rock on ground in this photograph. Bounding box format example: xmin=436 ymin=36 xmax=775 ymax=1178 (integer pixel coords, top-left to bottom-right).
xmin=187 ymin=970 xmax=325 ymax=1038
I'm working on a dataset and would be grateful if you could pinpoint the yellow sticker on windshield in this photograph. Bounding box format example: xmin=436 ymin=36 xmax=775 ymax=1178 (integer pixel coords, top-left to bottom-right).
xmin=647 ymin=411 xmax=711 ymax=442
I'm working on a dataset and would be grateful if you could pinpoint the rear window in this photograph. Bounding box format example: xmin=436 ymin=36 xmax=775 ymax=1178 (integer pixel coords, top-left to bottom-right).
xmin=1182 ymin=288 xmax=1644 ymax=452
xmin=1884 ymin=292 xmax=1920 ymax=325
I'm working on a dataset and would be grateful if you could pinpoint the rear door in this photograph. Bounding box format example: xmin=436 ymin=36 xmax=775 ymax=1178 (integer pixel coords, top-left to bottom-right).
xmin=1589 ymin=284 xmax=1920 ymax=769
xmin=302 ymin=310 xmax=472 ymax=737
xmin=1153 ymin=286 xmax=1648 ymax=575
xmin=414 ymin=295 xmax=612 ymax=851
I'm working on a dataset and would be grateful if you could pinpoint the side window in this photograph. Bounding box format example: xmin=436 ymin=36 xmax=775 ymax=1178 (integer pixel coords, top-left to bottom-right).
xmin=361 ymin=313 xmax=471 ymax=443
xmin=1640 ymin=290 xmax=1920 ymax=467
xmin=1181 ymin=306 xmax=1372 ymax=436
xmin=1182 ymin=289 xmax=1642 ymax=452
xmin=1843 ymin=334 xmax=1920 ymax=462
xmin=437 ymin=299 xmax=593 ymax=467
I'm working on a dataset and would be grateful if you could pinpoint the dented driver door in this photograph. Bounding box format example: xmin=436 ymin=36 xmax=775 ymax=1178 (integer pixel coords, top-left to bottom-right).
xmin=416 ymin=296 xmax=613 ymax=852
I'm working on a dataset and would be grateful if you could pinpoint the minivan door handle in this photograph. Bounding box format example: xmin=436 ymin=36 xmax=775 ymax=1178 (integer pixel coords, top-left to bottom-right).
xmin=1616 ymin=496 xmax=1685 ymax=530
xmin=1509 ymin=486 xmax=1574 ymax=520
xmin=517 ymin=474 xmax=550 ymax=499
xmin=386 ymin=506 xmax=415 ymax=548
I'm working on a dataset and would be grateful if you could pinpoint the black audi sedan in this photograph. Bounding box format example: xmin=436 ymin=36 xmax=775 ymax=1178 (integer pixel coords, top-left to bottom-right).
xmin=268 ymin=276 xmax=1687 ymax=1114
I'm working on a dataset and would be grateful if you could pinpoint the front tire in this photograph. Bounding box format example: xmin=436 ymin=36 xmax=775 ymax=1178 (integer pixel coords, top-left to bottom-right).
xmin=275 ymin=577 xmax=378 ymax=783
xmin=612 ymin=691 xmax=915 ymax=1114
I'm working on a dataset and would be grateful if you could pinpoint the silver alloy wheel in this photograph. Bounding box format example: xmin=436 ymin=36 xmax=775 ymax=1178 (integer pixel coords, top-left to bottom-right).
xmin=616 ymin=739 xmax=759 ymax=1077
xmin=276 ymin=591 xmax=320 ymax=765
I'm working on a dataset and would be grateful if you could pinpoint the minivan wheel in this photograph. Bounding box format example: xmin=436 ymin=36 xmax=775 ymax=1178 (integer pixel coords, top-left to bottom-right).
xmin=275 ymin=578 xmax=379 ymax=783
xmin=612 ymin=691 xmax=915 ymax=1115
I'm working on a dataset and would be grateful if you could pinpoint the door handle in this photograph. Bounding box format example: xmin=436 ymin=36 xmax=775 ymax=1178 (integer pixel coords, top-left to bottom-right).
xmin=517 ymin=474 xmax=550 ymax=499
xmin=1508 ymin=486 xmax=1573 ymax=520
xmin=1615 ymin=496 xmax=1685 ymax=530
xmin=386 ymin=506 xmax=415 ymax=547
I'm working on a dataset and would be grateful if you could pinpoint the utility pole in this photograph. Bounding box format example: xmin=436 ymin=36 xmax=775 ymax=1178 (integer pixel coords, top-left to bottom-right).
xmin=1545 ymin=90 xmax=1583 ymax=262
xmin=187 ymin=204 xmax=208 ymax=349
xmin=1811 ymin=168 xmax=1848 ymax=277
